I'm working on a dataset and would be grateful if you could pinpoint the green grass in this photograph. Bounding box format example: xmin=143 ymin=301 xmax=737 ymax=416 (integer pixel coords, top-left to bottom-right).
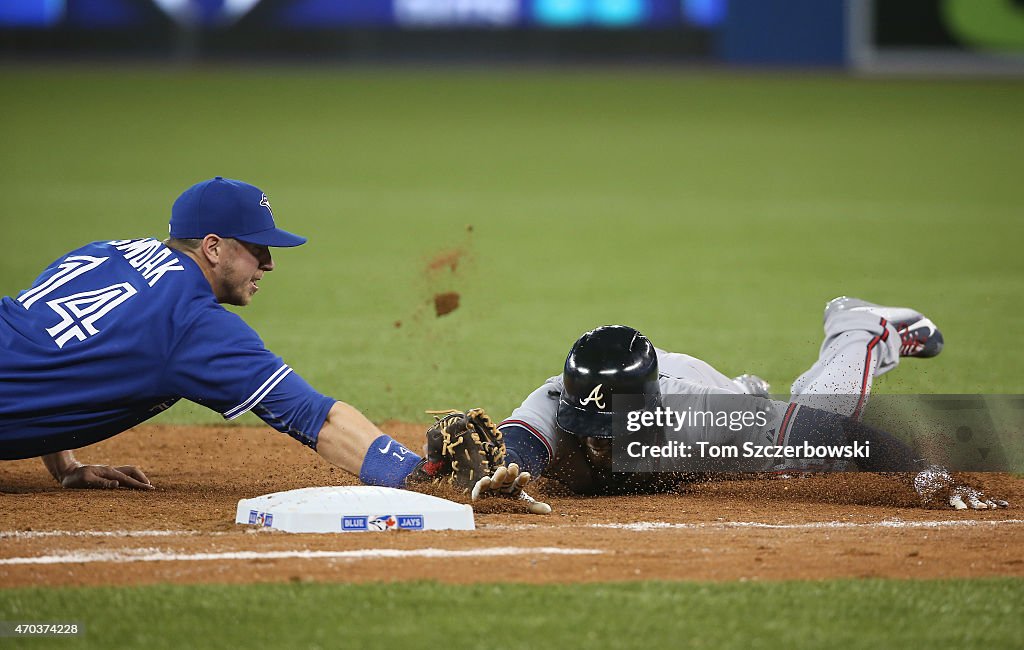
xmin=1 ymin=579 xmax=1022 ymax=649
xmin=1 ymin=67 xmax=1022 ymax=426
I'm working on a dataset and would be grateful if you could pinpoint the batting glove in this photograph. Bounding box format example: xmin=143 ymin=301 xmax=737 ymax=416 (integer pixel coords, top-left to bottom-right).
xmin=472 ymin=463 xmax=551 ymax=515
xmin=913 ymin=466 xmax=1009 ymax=510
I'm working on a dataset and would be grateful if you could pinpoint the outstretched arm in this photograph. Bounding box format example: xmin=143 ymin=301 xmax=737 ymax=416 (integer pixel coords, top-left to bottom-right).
xmin=313 ymin=401 xmax=390 ymax=475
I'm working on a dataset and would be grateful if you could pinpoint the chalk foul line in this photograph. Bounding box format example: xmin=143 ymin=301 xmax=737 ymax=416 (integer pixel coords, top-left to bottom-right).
xmin=0 ymin=530 xmax=202 ymax=540
xmin=0 ymin=546 xmax=603 ymax=566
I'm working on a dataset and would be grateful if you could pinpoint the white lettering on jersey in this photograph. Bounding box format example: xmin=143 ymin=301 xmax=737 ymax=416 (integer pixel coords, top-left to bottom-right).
xmin=112 ymin=238 xmax=160 ymax=264
xmin=44 ymin=282 xmax=138 ymax=348
xmin=18 ymin=256 xmax=107 ymax=309
xmin=580 ymin=384 xmax=606 ymax=409
xmin=110 ymin=239 xmax=185 ymax=287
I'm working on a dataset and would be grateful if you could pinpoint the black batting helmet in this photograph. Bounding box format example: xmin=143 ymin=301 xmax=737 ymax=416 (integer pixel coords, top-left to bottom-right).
xmin=556 ymin=325 xmax=661 ymax=438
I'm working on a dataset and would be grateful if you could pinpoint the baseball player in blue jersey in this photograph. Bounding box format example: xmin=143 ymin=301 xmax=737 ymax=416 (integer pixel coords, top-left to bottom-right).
xmin=0 ymin=177 xmax=430 ymax=492
xmin=478 ymin=301 xmax=1008 ymax=510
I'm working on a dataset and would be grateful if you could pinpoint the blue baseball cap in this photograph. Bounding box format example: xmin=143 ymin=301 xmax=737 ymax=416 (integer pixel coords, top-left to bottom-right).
xmin=169 ymin=177 xmax=306 ymax=247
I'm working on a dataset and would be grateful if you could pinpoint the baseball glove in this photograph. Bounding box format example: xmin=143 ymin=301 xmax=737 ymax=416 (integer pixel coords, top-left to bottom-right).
xmin=406 ymin=408 xmax=506 ymax=491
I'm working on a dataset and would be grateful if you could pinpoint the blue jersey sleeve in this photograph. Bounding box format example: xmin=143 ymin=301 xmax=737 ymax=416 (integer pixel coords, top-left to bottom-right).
xmin=168 ymin=305 xmax=334 ymax=446
xmin=252 ymin=373 xmax=335 ymax=449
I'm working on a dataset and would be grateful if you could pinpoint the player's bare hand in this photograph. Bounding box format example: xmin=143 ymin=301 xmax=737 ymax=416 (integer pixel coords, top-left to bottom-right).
xmin=61 ymin=464 xmax=155 ymax=490
xmin=913 ymin=466 xmax=1007 ymax=510
xmin=472 ymin=463 xmax=551 ymax=515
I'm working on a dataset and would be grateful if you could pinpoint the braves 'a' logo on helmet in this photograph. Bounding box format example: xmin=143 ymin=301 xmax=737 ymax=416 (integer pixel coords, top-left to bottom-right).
xmin=579 ymin=384 xmax=606 ymax=409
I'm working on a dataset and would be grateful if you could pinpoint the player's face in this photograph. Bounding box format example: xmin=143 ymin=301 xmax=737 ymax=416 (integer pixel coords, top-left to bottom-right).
xmin=581 ymin=436 xmax=614 ymax=472
xmin=216 ymin=239 xmax=274 ymax=306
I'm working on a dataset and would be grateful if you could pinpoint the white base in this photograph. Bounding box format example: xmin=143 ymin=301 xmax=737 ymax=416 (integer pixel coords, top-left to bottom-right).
xmin=235 ymin=486 xmax=475 ymax=533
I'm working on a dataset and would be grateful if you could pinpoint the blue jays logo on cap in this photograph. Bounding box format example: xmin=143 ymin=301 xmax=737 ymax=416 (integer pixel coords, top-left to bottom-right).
xmin=169 ymin=177 xmax=306 ymax=247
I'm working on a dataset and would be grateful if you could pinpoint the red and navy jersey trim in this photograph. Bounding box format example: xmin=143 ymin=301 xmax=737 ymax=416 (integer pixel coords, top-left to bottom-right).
xmin=499 ymin=418 xmax=554 ymax=458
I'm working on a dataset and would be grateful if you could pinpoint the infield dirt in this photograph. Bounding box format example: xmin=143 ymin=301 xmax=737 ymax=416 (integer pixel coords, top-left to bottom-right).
xmin=2 ymin=424 xmax=1023 ymax=588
